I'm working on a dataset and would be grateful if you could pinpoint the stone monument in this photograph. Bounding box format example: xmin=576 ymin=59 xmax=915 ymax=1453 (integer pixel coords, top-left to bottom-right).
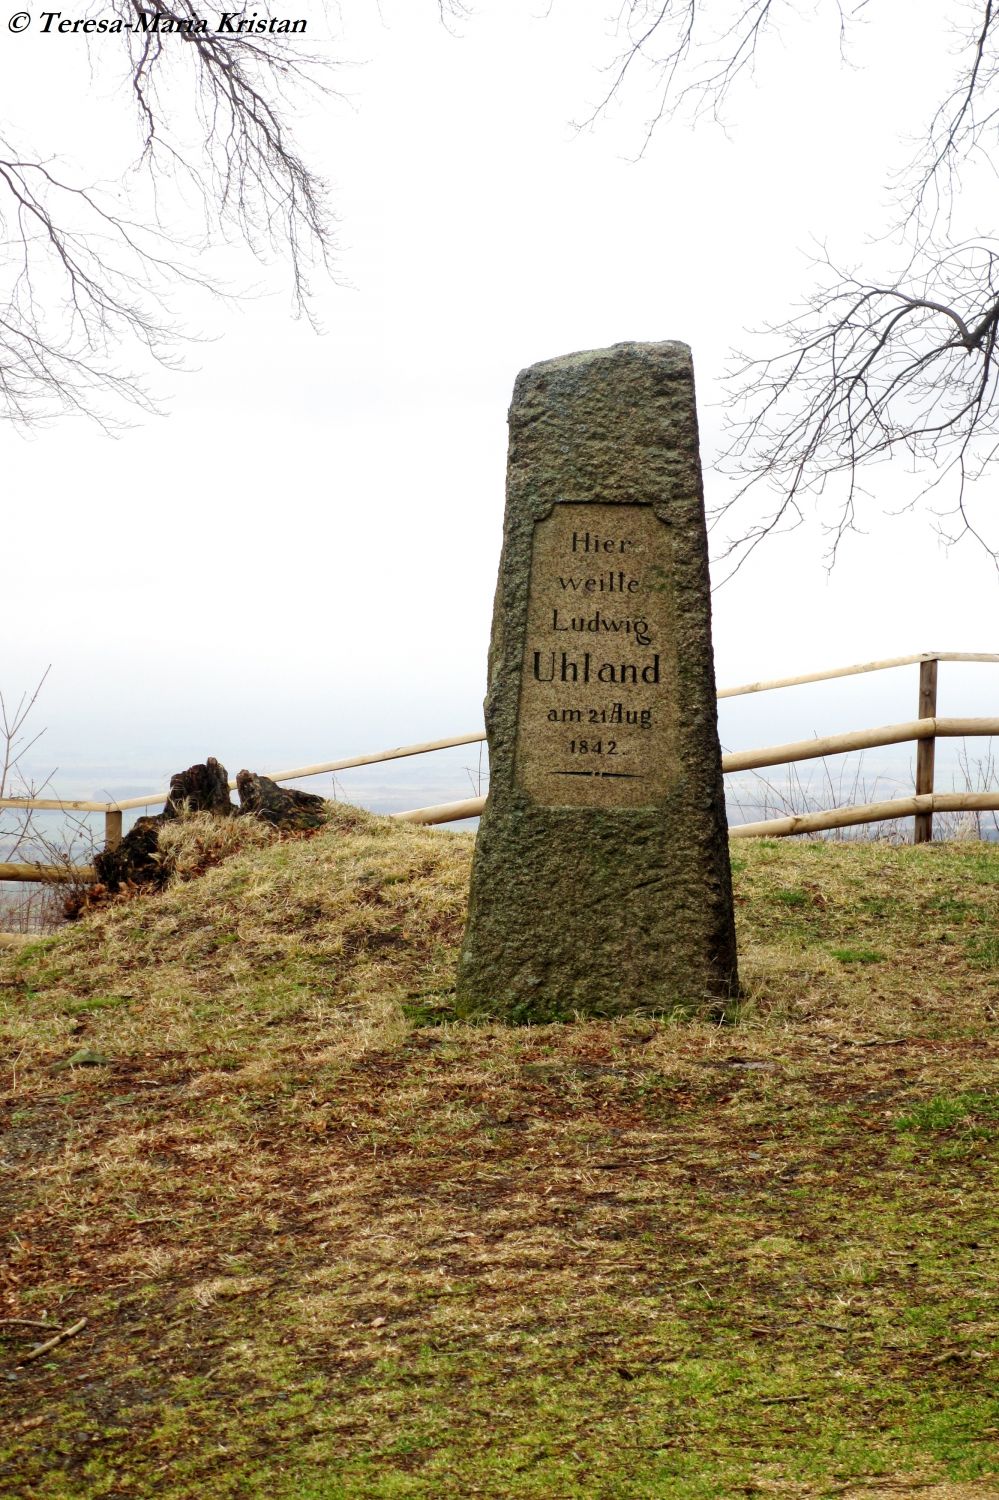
xmin=456 ymin=341 xmax=738 ymax=1021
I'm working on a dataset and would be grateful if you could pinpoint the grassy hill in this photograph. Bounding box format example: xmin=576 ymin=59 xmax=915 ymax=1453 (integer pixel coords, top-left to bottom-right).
xmin=2 ymin=807 xmax=998 ymax=1499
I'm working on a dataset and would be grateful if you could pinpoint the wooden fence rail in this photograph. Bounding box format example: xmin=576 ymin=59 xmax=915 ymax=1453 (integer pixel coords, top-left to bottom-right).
xmin=0 ymin=863 xmax=96 ymax=884
xmin=1 ymin=651 xmax=997 ymax=899
xmin=730 ymin=792 xmax=999 ymax=841
xmin=394 ymin=721 xmax=999 ymax=829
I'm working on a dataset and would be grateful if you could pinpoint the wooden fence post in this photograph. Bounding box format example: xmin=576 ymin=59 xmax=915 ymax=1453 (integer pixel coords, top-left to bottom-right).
xmin=104 ymin=809 xmax=123 ymax=851
xmin=914 ymin=658 xmax=938 ymax=844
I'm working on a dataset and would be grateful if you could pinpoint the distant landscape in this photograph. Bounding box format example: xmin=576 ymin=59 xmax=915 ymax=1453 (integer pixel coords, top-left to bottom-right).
xmin=7 ymin=737 xmax=999 ymax=834
xmin=3 ymin=729 xmax=998 ymax=937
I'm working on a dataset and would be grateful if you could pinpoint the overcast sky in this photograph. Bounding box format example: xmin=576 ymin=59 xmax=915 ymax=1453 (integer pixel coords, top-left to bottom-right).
xmin=3 ymin=0 xmax=997 ymax=815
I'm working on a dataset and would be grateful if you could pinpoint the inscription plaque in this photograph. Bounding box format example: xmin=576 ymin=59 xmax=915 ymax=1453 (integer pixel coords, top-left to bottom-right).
xmin=515 ymin=502 xmax=677 ymax=807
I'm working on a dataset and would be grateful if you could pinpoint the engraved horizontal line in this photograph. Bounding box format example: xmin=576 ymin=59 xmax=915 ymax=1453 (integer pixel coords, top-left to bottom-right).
xmin=550 ymin=770 xmax=644 ymax=780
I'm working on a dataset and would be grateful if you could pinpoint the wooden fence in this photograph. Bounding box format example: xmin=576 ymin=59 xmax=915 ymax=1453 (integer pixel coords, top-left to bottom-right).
xmin=1 ymin=651 xmax=997 ymax=910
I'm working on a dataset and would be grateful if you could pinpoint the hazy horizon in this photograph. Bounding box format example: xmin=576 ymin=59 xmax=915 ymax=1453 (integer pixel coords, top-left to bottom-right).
xmin=5 ymin=656 xmax=997 ymax=848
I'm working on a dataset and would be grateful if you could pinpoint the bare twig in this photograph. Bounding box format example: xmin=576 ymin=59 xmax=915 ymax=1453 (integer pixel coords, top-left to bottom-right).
xmin=595 ymin=1154 xmax=674 ymax=1170
xmin=0 ymin=670 xmax=66 ymax=934
xmin=17 ymin=1316 xmax=88 ymax=1365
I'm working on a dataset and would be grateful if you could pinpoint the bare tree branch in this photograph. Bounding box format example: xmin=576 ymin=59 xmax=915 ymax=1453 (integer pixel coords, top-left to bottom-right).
xmin=0 ymin=3 xmax=339 ymax=424
xmin=715 ymin=241 xmax=999 ymax=576
xmin=897 ymin=0 xmax=999 ymax=242
xmin=119 ymin=0 xmax=334 ymax=311
xmin=577 ymin=1 xmax=855 ymax=153
xmin=575 ymin=1 xmax=999 ymax=569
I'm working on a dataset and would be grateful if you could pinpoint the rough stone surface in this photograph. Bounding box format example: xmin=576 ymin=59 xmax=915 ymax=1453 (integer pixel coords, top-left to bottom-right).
xmin=235 ymin=770 xmax=327 ymax=830
xmin=456 ymin=341 xmax=739 ymax=1021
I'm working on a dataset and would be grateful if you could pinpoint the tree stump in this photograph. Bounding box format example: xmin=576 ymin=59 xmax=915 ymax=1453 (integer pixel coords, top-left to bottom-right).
xmin=94 ymin=758 xmax=234 ymax=892
xmin=235 ymin=770 xmax=327 ymax=830
xmin=89 ymin=759 xmax=327 ymax=900
xmin=93 ymin=816 xmax=169 ymax=893
xmin=164 ymin=757 xmax=234 ymax=819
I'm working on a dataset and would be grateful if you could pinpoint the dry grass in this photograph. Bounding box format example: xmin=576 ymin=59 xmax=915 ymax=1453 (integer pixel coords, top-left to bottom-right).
xmin=1 ymin=814 xmax=998 ymax=1498
xmin=155 ymin=808 xmax=280 ymax=879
